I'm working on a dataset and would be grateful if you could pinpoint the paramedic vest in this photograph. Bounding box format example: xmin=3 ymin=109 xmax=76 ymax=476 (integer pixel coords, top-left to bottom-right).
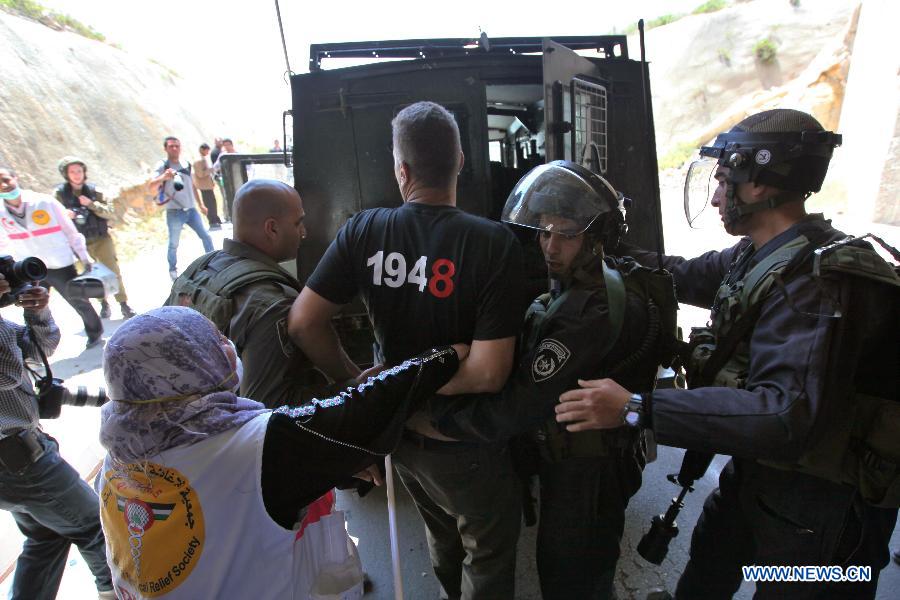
xmin=98 ymin=413 xmax=301 ymax=599
xmin=689 ymin=232 xmax=900 ymax=507
xmin=0 ymin=192 xmax=79 ymax=269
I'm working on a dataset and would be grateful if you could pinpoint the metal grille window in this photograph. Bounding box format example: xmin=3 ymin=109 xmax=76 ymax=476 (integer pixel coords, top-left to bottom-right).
xmin=571 ymin=77 xmax=608 ymax=174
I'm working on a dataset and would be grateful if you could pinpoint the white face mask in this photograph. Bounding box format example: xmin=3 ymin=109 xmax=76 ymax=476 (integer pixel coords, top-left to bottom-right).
xmin=229 ymin=340 xmax=243 ymax=393
xmin=220 ymin=339 xmax=243 ymax=393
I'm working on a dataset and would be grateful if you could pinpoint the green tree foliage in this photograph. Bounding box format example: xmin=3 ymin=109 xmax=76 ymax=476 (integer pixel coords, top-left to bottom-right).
xmin=753 ymin=37 xmax=779 ymax=63
xmin=0 ymin=0 xmax=105 ymax=42
xmin=648 ymin=14 xmax=681 ymax=28
xmin=693 ymin=0 xmax=728 ymax=15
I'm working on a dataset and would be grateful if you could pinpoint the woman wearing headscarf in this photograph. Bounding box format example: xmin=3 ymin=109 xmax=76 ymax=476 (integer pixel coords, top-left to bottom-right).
xmin=97 ymin=306 xmax=465 ymax=599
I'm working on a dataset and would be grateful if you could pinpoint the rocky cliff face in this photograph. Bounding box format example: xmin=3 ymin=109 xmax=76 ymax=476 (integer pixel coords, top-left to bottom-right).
xmin=636 ymin=0 xmax=857 ymax=158
xmin=0 ymin=10 xmax=223 ymax=195
xmin=4 ymin=1 xmax=891 ymax=222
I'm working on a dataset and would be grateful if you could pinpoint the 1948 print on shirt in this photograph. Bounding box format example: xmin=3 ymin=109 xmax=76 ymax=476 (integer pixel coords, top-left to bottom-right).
xmin=366 ymin=250 xmax=456 ymax=298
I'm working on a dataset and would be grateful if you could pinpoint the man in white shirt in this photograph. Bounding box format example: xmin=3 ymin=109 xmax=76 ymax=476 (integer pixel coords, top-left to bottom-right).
xmin=148 ymin=137 xmax=214 ymax=280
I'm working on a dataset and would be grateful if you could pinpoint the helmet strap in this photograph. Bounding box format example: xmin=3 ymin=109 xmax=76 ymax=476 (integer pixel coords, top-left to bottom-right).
xmin=567 ymin=251 xmax=606 ymax=290
xmin=723 ymin=181 xmax=804 ymax=229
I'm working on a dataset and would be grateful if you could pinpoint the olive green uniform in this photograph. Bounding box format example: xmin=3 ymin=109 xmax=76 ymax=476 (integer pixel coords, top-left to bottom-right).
xmin=167 ymin=239 xmax=327 ymax=407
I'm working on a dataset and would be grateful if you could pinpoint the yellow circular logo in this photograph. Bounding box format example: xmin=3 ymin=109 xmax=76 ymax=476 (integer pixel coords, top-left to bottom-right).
xmin=31 ymin=210 xmax=50 ymax=225
xmin=101 ymin=462 xmax=205 ymax=597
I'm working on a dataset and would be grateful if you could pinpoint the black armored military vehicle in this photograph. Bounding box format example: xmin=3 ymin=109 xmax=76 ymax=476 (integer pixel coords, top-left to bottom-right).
xmin=222 ymin=34 xmax=665 ymax=358
xmin=290 ymin=35 xmax=663 ymax=281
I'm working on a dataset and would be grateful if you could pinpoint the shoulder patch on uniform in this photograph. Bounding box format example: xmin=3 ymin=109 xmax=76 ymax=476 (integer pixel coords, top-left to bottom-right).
xmin=276 ymin=317 xmax=296 ymax=358
xmin=531 ymin=338 xmax=571 ymax=383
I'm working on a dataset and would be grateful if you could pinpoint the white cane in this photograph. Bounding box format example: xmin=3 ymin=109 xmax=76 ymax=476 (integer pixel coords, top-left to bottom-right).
xmin=384 ymin=454 xmax=404 ymax=600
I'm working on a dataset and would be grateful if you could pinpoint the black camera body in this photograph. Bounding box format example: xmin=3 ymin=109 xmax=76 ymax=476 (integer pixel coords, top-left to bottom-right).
xmin=72 ymin=207 xmax=90 ymax=226
xmin=36 ymin=377 xmax=108 ymax=419
xmin=0 ymin=255 xmax=47 ymax=307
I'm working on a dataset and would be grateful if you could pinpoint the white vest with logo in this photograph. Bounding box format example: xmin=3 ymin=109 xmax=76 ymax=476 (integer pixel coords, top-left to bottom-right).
xmin=99 ymin=413 xmax=306 ymax=600
xmin=0 ymin=191 xmax=81 ymax=269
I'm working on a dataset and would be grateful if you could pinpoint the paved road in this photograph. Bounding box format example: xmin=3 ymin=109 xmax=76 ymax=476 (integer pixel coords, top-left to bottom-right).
xmin=340 ymin=448 xmax=900 ymax=599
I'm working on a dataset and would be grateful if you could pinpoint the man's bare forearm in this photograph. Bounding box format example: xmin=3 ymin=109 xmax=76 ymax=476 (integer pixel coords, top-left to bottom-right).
xmin=437 ymin=337 xmax=515 ymax=395
xmin=296 ymin=321 xmax=360 ymax=382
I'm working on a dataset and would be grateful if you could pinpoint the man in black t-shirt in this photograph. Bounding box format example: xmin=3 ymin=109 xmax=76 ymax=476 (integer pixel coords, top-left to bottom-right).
xmin=289 ymin=101 xmax=526 ymax=599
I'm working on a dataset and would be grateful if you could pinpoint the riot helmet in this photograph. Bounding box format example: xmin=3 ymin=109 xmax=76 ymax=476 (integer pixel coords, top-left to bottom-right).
xmin=684 ymin=109 xmax=841 ymax=230
xmin=501 ymin=160 xmax=628 ymax=250
xmin=58 ymin=156 xmax=88 ymax=182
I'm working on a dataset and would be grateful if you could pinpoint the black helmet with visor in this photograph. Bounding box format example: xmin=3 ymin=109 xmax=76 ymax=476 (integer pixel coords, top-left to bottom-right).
xmin=501 ymin=160 xmax=628 ymax=249
xmin=684 ymin=109 xmax=842 ymax=228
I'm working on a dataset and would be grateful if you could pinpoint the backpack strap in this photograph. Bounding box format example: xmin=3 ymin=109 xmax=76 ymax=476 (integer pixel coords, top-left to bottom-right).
xmin=602 ymin=258 xmax=626 ymax=357
xmin=166 ymin=252 xmax=300 ymax=332
xmin=813 ymin=235 xmax=900 ymax=287
xmin=738 ymin=234 xmax=810 ymax=307
xmin=698 ymin=229 xmax=839 ymax=387
xmin=212 ymin=260 xmax=298 ymax=298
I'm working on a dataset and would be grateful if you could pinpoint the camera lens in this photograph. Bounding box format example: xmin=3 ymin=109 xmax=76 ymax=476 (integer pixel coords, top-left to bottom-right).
xmin=13 ymin=257 xmax=47 ymax=282
xmin=70 ymin=385 xmax=108 ymax=408
xmin=172 ymin=173 xmax=184 ymax=191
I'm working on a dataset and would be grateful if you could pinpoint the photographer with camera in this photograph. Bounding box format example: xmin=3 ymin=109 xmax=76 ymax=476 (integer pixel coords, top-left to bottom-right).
xmin=0 ymin=269 xmax=114 ymax=599
xmin=55 ymin=157 xmax=135 ymax=320
xmin=0 ymin=165 xmax=104 ymax=350
xmin=148 ymin=136 xmax=214 ymax=281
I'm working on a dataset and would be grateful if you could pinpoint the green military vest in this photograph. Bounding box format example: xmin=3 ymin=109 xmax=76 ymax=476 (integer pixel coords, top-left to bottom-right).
xmin=692 ymin=232 xmax=900 ymax=507
xmin=166 ymin=251 xmax=299 ymax=336
xmin=528 ymin=258 xmax=679 ymax=462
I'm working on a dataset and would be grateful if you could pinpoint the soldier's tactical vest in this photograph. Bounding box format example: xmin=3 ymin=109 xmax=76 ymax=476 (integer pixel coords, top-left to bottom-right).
xmin=687 ymin=232 xmax=900 ymax=507
xmin=166 ymin=251 xmax=299 ymax=336
xmin=527 ymin=257 xmax=679 ymax=462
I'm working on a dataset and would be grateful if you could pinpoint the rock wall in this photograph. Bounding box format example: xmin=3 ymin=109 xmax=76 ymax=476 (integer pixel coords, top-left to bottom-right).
xmin=833 ymin=0 xmax=900 ymax=225
xmin=636 ymin=0 xmax=857 ymax=156
xmin=0 ymin=10 xmax=223 ymax=198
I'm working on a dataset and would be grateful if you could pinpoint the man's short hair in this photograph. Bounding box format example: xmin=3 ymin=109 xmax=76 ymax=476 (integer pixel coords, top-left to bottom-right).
xmin=223 ymin=138 xmax=233 ymax=144
xmin=163 ymin=136 xmax=180 ymax=149
xmin=392 ymin=102 xmax=461 ymax=188
xmin=0 ymin=164 xmax=15 ymax=176
xmin=199 ymin=143 xmax=210 ymax=151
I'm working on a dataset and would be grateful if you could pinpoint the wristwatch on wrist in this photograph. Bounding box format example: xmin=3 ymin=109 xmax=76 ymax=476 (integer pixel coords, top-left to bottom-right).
xmin=621 ymin=393 xmax=645 ymax=428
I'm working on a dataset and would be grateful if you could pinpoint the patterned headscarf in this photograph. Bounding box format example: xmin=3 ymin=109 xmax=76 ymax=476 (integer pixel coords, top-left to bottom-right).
xmin=99 ymin=306 xmax=267 ymax=463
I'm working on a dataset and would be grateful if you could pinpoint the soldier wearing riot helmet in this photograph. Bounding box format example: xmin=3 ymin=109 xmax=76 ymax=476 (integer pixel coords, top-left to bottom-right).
xmin=55 ymin=157 xmax=135 ymax=320
xmin=428 ymin=160 xmax=677 ymax=599
xmin=555 ymin=109 xmax=899 ymax=598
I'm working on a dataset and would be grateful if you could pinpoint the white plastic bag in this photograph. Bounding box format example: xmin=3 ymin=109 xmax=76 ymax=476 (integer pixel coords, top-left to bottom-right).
xmin=309 ymin=524 xmax=364 ymax=600
xmin=294 ymin=494 xmax=364 ymax=600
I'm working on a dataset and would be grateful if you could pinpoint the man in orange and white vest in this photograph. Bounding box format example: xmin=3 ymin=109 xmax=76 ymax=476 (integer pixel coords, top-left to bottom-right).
xmin=0 ymin=164 xmax=104 ymax=349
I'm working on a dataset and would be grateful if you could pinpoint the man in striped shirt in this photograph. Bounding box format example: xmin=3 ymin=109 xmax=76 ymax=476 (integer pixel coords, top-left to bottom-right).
xmin=0 ymin=273 xmax=113 ymax=599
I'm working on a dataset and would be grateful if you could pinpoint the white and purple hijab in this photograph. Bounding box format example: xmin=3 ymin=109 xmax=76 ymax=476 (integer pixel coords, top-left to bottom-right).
xmin=99 ymin=306 xmax=267 ymax=463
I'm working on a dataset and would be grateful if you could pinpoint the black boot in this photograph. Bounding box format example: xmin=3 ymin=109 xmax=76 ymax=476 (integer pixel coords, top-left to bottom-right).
xmin=99 ymin=300 xmax=111 ymax=319
xmin=120 ymin=302 xmax=136 ymax=319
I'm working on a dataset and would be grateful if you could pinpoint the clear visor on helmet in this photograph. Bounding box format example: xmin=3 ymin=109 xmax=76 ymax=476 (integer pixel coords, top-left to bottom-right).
xmin=500 ymin=163 xmax=613 ymax=236
xmin=684 ymin=157 xmax=723 ymax=228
